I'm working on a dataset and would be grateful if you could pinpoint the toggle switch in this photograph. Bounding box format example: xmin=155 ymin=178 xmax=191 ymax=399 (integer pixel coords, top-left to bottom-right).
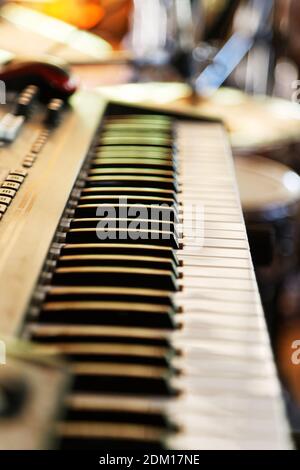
xmin=45 ymin=98 xmax=65 ymax=128
xmin=14 ymin=85 xmax=39 ymax=118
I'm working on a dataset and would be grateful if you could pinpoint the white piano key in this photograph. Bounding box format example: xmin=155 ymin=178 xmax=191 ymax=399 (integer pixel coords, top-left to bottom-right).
xmin=176 ymin=287 xmax=258 ymax=302
xmin=181 ymin=178 xmax=235 ymax=185
xmin=202 ymin=222 xmax=245 ymax=232
xmin=182 ymin=231 xmax=246 ymax=243
xmin=180 ymin=214 xmax=242 ymax=224
xmin=180 ymin=199 xmax=237 ymax=207
xmin=172 ymin=121 xmax=292 ymax=449
xmin=178 ymin=298 xmax=257 ymax=313
xmin=172 ymin=375 xmax=279 ymax=398
xmin=181 ymin=183 xmax=235 ymax=191
xmin=180 ymin=266 xmax=252 ymax=279
xmin=179 ymin=255 xmax=251 ymax=268
xmin=202 ymin=207 xmax=243 ymax=215
xmin=174 ymin=323 xmax=264 ymax=343
xmin=177 ymin=357 xmax=274 ymax=379
xmin=168 ymin=434 xmax=286 ymax=450
xmin=180 ymin=276 xmax=255 ymax=289
xmin=202 ymin=213 xmax=242 ymax=222
xmin=175 ymin=340 xmax=273 ymax=363
xmin=180 ymin=312 xmax=264 ymax=330
xmin=181 ymin=246 xmax=249 ymax=257
xmin=184 ymin=239 xmax=248 ymax=250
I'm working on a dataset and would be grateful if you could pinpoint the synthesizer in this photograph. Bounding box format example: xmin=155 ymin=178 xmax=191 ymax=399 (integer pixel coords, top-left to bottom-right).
xmin=0 ymin=90 xmax=293 ymax=449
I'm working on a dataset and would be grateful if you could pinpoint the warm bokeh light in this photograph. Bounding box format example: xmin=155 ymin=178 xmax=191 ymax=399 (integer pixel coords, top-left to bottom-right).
xmin=26 ymin=0 xmax=133 ymax=44
xmin=29 ymin=0 xmax=105 ymax=30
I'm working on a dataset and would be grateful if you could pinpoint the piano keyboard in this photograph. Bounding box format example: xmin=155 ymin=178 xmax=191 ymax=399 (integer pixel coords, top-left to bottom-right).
xmin=0 ymin=93 xmax=292 ymax=449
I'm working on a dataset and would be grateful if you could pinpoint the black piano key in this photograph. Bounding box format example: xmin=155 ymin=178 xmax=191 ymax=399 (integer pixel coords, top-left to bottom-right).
xmin=94 ymin=144 xmax=173 ymax=154
xmin=88 ymin=168 xmax=176 ymax=179
xmin=78 ymin=195 xmax=176 ymax=206
xmin=58 ymin=416 xmax=167 ymax=450
xmin=69 ymin=218 xmax=178 ymax=235
xmin=38 ymin=301 xmax=177 ymax=329
xmin=28 ymin=323 xmax=174 ymax=346
xmin=69 ymin=355 xmax=170 ymax=367
xmin=65 ymin=228 xmax=179 ymax=249
xmin=64 ymin=407 xmax=176 ymax=430
xmin=71 ymin=362 xmax=178 ymax=396
xmin=90 ymin=159 xmax=176 ymax=171
xmin=105 ymin=114 xmax=173 ymax=122
xmin=101 ymin=124 xmax=172 ymax=131
xmin=35 ymin=342 xmax=175 ymax=367
xmin=92 ymin=154 xmax=177 ymax=167
xmin=74 ymin=204 xmax=178 ymax=223
xmin=102 ymin=121 xmax=172 ymax=127
xmin=85 ymin=175 xmax=178 ymax=191
xmin=103 ymin=121 xmax=173 ymax=131
xmin=51 ymin=267 xmax=178 ymax=290
xmin=104 ymin=114 xmax=173 ymax=126
xmin=56 ymin=254 xmax=178 ymax=276
xmin=68 ymin=355 xmax=170 ymax=367
xmin=81 ymin=187 xmax=178 ymax=203
xmin=94 ymin=148 xmax=176 ymax=162
xmin=60 ymin=244 xmax=178 ymax=264
xmin=31 ymin=335 xmax=173 ymax=349
xmin=59 ymin=437 xmax=162 ymax=450
xmin=101 ymin=130 xmax=173 ymax=140
xmin=100 ymin=136 xmax=173 ymax=148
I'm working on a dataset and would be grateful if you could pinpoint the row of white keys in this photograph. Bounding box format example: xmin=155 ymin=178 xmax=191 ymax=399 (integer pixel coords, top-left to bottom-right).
xmin=167 ymin=122 xmax=292 ymax=449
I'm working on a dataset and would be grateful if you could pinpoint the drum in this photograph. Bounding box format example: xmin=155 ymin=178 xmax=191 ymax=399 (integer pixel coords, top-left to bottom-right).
xmin=277 ymin=276 xmax=300 ymax=438
xmin=234 ymin=154 xmax=300 ymax=335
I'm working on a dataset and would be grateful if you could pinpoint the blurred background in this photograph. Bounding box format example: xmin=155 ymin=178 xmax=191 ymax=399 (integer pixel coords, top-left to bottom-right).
xmin=1 ymin=0 xmax=300 ymax=447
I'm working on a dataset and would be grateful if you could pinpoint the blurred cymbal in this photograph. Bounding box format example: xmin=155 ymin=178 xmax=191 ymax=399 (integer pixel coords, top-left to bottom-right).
xmin=96 ymin=82 xmax=193 ymax=105
xmin=96 ymin=85 xmax=300 ymax=151
xmin=191 ymin=88 xmax=300 ymax=151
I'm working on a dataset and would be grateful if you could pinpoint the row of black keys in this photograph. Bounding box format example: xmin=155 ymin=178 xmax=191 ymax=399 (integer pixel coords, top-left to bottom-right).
xmin=29 ymin=115 xmax=182 ymax=448
xmin=38 ymin=115 xmax=181 ymax=329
